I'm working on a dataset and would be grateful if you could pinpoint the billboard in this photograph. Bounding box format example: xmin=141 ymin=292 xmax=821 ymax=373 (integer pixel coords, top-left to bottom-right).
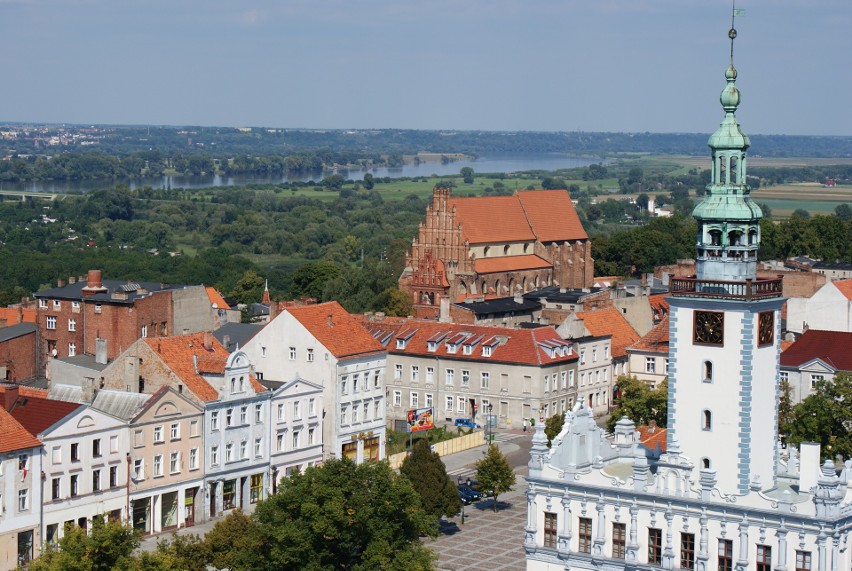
xmin=407 ymin=407 xmax=434 ymax=432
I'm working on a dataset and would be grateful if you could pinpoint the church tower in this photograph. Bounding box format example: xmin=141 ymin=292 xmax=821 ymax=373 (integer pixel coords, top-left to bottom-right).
xmin=667 ymin=22 xmax=784 ymax=495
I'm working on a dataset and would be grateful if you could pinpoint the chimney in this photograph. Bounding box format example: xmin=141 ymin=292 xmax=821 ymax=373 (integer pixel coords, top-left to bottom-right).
xmin=81 ymin=377 xmax=96 ymax=403
xmin=3 ymin=385 xmax=19 ymax=411
xmin=82 ymin=269 xmax=107 ymax=296
xmin=95 ymin=338 xmax=108 ymax=365
xmin=203 ymin=331 xmax=213 ymax=351
xmin=799 ymin=442 xmax=822 ymax=492
xmin=514 ymin=291 xmax=523 ymax=304
xmin=269 ymin=300 xmax=279 ymax=321
xmin=374 ymin=312 xmax=385 ymax=322
xmin=57 ymin=278 xmax=66 ymax=288
xmin=68 ymin=276 xmax=76 ymax=285
xmin=327 ymin=314 xmax=334 ymax=328
xmin=438 ymin=295 xmax=451 ymax=323
xmin=223 ymin=335 xmax=231 ymax=350
xmin=17 ymin=307 xmax=23 ymax=324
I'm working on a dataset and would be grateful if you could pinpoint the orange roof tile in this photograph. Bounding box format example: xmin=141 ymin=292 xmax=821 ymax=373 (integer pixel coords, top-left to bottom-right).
xmin=780 ymin=340 xmax=794 ymax=353
xmin=144 ymin=334 xmax=230 ymax=402
xmin=383 ymin=320 xmax=577 ymax=366
xmin=516 ymin=190 xmax=588 ymax=242
xmin=629 ymin=316 xmax=669 ymax=354
xmin=474 ymin=254 xmax=552 ymax=275
xmin=288 ymin=301 xmax=385 ymax=359
xmin=206 ymin=287 xmax=230 ymax=310
xmin=0 ymin=307 xmax=37 ymax=325
xmin=637 ymin=424 xmax=667 ymax=453
xmin=575 ymin=307 xmax=640 ymax=359
xmin=0 ymin=407 xmax=40 ymax=453
xmin=834 ymin=279 xmax=852 ymax=300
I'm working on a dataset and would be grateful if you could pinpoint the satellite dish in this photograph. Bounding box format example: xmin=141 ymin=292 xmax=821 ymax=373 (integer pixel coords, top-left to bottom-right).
xmin=51 ymin=348 xmax=58 ymax=357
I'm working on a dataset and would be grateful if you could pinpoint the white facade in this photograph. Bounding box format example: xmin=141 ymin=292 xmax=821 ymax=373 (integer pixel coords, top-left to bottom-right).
xmin=0 ymin=447 xmax=43 ymax=568
xmin=39 ymin=407 xmax=128 ymax=546
xmin=573 ymin=337 xmax=613 ymax=415
xmin=203 ymin=351 xmax=271 ymax=519
xmin=269 ymin=378 xmax=324 ymax=487
xmin=786 ymin=280 xmax=852 ymax=334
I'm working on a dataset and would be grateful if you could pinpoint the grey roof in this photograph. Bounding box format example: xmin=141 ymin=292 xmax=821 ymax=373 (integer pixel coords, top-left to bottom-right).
xmin=213 ymin=323 xmax=264 ymax=352
xmin=51 ymin=353 xmax=109 ymax=372
xmin=813 ymin=261 xmax=852 ymax=271
xmin=91 ymin=390 xmax=151 ymax=420
xmin=0 ymin=322 xmax=36 ymax=342
xmin=453 ymin=296 xmax=541 ymax=316
xmin=48 ymin=384 xmax=83 ymax=403
xmin=35 ymin=279 xmax=192 ymax=304
xmin=523 ymin=286 xmax=603 ymax=304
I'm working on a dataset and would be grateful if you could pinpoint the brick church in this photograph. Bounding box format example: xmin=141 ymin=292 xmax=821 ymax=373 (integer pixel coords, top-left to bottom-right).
xmin=399 ymin=186 xmax=593 ymax=318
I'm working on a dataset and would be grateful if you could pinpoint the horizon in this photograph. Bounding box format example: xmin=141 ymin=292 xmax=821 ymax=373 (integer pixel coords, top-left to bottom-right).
xmin=2 ymin=1 xmax=850 ymax=137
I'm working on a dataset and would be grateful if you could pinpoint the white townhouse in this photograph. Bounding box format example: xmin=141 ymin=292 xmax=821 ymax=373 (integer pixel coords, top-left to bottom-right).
xmin=266 ymin=377 xmax=324 ymax=490
xmin=243 ymin=301 xmax=387 ymax=463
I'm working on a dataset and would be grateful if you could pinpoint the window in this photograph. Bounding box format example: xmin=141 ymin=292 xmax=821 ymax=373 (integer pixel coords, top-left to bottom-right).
xmin=292 ymin=430 xmax=300 ymax=449
xmin=226 ymin=408 xmax=233 ymax=426
xmin=544 ymin=512 xmax=558 ymax=548
xmin=309 ymin=428 xmax=315 ymax=445
xmin=52 ymin=478 xmax=61 ymax=500
xmin=410 ymin=392 xmax=419 ymax=408
xmin=189 ymin=448 xmax=199 ymax=470
xmin=141 ymin=325 xmax=148 ymax=338
xmin=18 ymin=489 xmax=29 ymax=511
xmin=70 ymin=474 xmax=79 ymax=497
xmin=240 ymin=406 xmax=248 ymax=425
xmin=811 ymin=374 xmax=824 ymax=389
xmin=374 ymin=400 xmax=381 ymax=419
xmin=211 ymin=446 xmax=219 ymax=466
xmin=68 ymin=319 xmax=76 ymax=332
xmin=94 ymin=303 xmax=102 ymax=314
xmin=702 ymin=458 xmax=711 ymax=469
xmin=394 ymin=364 xmax=402 ymax=380
xmin=293 ymin=401 xmax=301 ymax=420
xmin=109 ymin=466 xmax=118 ymax=488
xmin=592 ymin=348 xmax=598 ymax=362
xmin=66 ymin=342 xmax=76 ymax=357
xmin=309 ymin=398 xmax=316 ymax=416
xmin=211 ymin=411 xmax=220 ymax=430
xmin=341 ymin=376 xmax=348 ymax=395
xmin=703 ymin=410 xmax=712 ymax=430
xmin=426 ymin=367 xmax=434 ymax=383
xmin=352 ymin=373 xmax=360 ymax=392
xmin=240 ymin=440 xmax=248 ymax=459
xmin=46 ymin=316 xmax=57 ymax=330
xmin=39 ymin=299 xmax=48 ymax=309
xmin=461 ymin=370 xmax=470 ymax=387
xmin=665 ymin=359 xmax=670 ymax=374
xmin=53 ymin=299 xmax=61 ymax=309
xmin=277 ymin=404 xmax=285 ymax=421
xmin=223 ymin=480 xmax=236 ymax=510
xmin=411 ymin=366 xmax=419 ymax=382
xmin=170 ymin=452 xmax=179 ymax=474
xmin=704 ymin=361 xmax=713 ymax=382
xmin=153 ymin=426 xmax=164 ymax=443
xmin=482 ymin=346 xmax=492 ymax=357
xmin=445 ymin=369 xmax=455 ymax=386
xmin=756 ymin=545 xmax=772 ymax=571
xmin=463 ymin=344 xmax=473 ymax=355
xmin=445 ymin=396 xmax=453 ymax=412
xmin=561 ymin=371 xmax=567 ymax=389
xmin=649 ymin=528 xmax=663 ymax=564
xmin=255 ymin=403 xmax=262 ymax=423
xmin=447 ymin=342 xmax=458 ymax=354
xmin=457 ymin=396 xmax=466 ymax=413
xmin=795 ymin=551 xmax=812 ymax=571
xmin=613 ymin=523 xmax=626 ymax=559
xmin=289 ymin=347 xmax=296 ymax=360
xmin=363 ymin=401 xmax=369 ymax=421
xmin=250 ymin=474 xmax=263 ymax=504
xmin=718 ymin=539 xmax=733 ymax=571
xmin=569 ymin=370 xmax=575 ymax=387
xmin=427 ymin=341 xmax=437 ymax=352
xmin=352 ymin=405 xmax=359 ymax=423
xmin=645 ymin=357 xmax=656 ymax=373
xmin=170 ymin=423 xmax=180 ymax=440
xmin=133 ymin=429 xmax=144 ymax=447
xmin=373 ymin=371 xmax=380 ymax=389
xmin=307 ymin=348 xmax=314 ymax=362
xmin=605 ymin=345 xmax=610 ymax=359
xmin=580 ymin=350 xmax=586 ymax=364
xmin=277 ymin=434 xmax=284 ymax=452
xmin=578 ymin=517 xmax=592 ymax=554
xmin=225 ymin=443 xmax=234 ymax=462
xmin=393 ymin=391 xmax=401 ymax=407
xmin=153 ymin=454 xmax=163 ymax=477
xmin=681 ymin=533 xmax=695 ymax=570
xmin=71 ymin=443 xmax=80 ymax=462
xmin=544 ymin=376 xmax=549 ymax=393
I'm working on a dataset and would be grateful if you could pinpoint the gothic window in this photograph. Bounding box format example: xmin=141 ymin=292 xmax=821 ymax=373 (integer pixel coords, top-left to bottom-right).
xmin=703 ymin=361 xmax=713 ymax=382
xmin=758 ymin=311 xmax=775 ymax=347
xmin=694 ymin=311 xmax=724 ymax=346
xmin=702 ymin=410 xmax=712 ymax=430
xmin=709 ymin=230 xmax=722 ymax=246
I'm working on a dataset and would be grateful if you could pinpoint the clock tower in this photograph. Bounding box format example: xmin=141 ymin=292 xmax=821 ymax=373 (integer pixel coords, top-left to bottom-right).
xmin=667 ymin=23 xmax=784 ymax=495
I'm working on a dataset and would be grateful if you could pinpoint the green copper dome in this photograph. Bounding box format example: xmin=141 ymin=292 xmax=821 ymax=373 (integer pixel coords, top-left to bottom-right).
xmin=708 ymin=65 xmax=750 ymax=150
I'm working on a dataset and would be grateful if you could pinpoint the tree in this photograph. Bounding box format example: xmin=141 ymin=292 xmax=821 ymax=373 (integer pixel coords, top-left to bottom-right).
xmin=362 ymin=173 xmax=374 ymax=190
xmin=400 ymin=439 xmax=462 ymax=520
xmin=229 ymin=269 xmax=265 ymax=305
xmin=778 ymin=379 xmax=795 ymax=440
xmin=289 ymin=261 xmax=343 ymax=300
xmin=475 ymin=444 xmax=516 ymax=512
xmin=791 ymin=208 xmax=811 ymax=219
xmin=786 ymin=372 xmax=852 ymax=459
xmin=137 ymin=534 xmax=210 ymax=571
xmin=28 ymin=518 xmax=140 ymax=571
xmin=606 ymin=376 xmax=668 ymax=433
xmin=244 ymin=458 xmax=437 ymax=570
xmin=376 ymin=287 xmax=414 ymax=317
xmin=835 ymin=203 xmax=852 ymax=221
xmin=460 ymin=167 xmax=474 ymax=184
xmin=544 ymin=412 xmax=565 ymax=448
xmin=636 ymin=193 xmax=650 ymax=211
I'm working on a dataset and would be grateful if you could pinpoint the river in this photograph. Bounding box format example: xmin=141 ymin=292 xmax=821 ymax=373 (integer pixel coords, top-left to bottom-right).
xmin=0 ymin=154 xmax=605 ymax=194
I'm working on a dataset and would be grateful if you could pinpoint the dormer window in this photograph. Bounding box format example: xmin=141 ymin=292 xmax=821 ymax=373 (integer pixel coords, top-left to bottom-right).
xmin=447 ymin=343 xmax=458 ymax=354
xmin=427 ymin=341 xmax=437 ymax=352
xmin=396 ymin=339 xmax=407 ymax=350
xmin=482 ymin=346 xmax=492 ymax=357
xmin=463 ymin=344 xmax=473 ymax=355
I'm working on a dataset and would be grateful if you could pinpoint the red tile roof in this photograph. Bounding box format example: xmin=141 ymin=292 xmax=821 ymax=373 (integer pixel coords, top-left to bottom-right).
xmin=474 ymin=254 xmax=552 ymax=275
xmin=637 ymin=424 xmax=667 ymax=453
xmin=0 ymin=385 xmax=81 ymax=436
xmin=384 ymin=320 xmax=577 ymax=366
xmin=447 ymin=190 xmax=587 ymax=245
xmin=629 ymin=316 xmax=669 ymax=354
xmin=648 ymin=294 xmax=670 ymax=323
xmin=288 ymin=301 xmax=385 ymax=359
xmin=0 ymin=407 xmax=41 ymax=453
xmin=780 ymin=329 xmax=852 ymax=371
xmin=206 ymin=287 xmax=230 ymax=309
xmin=145 ymin=333 xmax=267 ymax=402
xmin=575 ymin=307 xmax=640 ymax=359
xmin=834 ymin=279 xmax=852 ymax=300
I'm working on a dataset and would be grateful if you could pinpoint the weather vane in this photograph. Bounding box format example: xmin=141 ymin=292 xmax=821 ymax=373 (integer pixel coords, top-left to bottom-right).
xmin=729 ymin=0 xmax=745 ymax=64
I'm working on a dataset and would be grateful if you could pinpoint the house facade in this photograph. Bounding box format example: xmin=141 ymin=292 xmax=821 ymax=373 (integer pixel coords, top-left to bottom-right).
xmin=779 ymin=329 xmax=852 ymax=403
xmin=267 ymin=377 xmax=324 ymax=489
xmin=786 ymin=279 xmax=852 ymax=334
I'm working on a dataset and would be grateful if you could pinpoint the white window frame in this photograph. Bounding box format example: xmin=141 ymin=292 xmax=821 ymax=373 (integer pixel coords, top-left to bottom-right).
xmin=68 ymin=319 xmax=76 ymax=332
xmin=393 ymin=391 xmax=402 ymax=407
xmin=445 ymin=368 xmax=454 ymax=386
xmin=46 ymin=316 xmax=56 ymax=330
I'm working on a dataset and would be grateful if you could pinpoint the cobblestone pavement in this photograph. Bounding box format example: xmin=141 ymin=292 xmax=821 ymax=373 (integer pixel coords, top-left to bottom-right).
xmin=430 ymin=482 xmax=528 ymax=571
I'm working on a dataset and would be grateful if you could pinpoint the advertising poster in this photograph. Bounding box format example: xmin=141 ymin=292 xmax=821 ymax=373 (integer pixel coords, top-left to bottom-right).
xmin=407 ymin=407 xmax=434 ymax=432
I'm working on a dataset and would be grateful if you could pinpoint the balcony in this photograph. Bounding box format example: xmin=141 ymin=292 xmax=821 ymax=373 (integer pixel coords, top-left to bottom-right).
xmin=670 ymin=275 xmax=783 ymax=300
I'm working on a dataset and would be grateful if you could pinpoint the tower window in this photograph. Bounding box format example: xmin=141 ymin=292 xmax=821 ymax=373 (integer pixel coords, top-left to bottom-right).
xmin=702 ymin=410 xmax=712 ymax=431
xmin=709 ymin=230 xmax=722 ymax=246
xmin=703 ymin=361 xmax=713 ymax=383
xmin=730 ymin=156 xmax=738 ymax=184
xmin=702 ymin=458 xmax=711 ymax=469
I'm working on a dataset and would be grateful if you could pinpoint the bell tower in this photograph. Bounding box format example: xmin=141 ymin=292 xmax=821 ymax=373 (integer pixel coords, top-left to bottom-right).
xmin=667 ymin=13 xmax=785 ymax=495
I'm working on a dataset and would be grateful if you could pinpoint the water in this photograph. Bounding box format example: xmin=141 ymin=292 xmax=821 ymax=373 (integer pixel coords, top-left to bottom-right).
xmin=0 ymin=153 xmax=605 ymax=194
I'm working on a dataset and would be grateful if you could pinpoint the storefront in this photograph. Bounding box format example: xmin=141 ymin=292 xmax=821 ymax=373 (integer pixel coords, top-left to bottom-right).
xmin=222 ymin=479 xmax=237 ymax=511
xmin=132 ymin=498 xmax=151 ymax=534
xmin=184 ymin=487 xmax=198 ymax=527
xmin=161 ymin=491 xmax=178 ymax=531
xmin=250 ymin=474 xmax=263 ymax=504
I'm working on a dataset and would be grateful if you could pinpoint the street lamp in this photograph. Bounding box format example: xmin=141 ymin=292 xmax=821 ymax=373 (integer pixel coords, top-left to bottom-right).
xmin=485 ymin=403 xmax=494 ymax=444
xmin=457 ymin=476 xmax=465 ymax=525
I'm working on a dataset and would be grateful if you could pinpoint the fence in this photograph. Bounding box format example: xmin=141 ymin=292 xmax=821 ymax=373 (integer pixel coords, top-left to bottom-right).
xmin=387 ymin=430 xmax=484 ymax=470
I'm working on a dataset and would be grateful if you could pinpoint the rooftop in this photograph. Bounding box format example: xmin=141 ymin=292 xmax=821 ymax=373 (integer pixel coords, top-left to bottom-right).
xmin=287 ymin=301 xmax=385 ymax=359
xmin=574 ymin=307 xmax=640 ymax=359
xmin=780 ymin=329 xmax=852 ymax=371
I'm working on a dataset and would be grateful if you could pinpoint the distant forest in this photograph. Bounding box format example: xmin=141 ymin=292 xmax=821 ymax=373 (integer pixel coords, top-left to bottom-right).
xmin=1 ymin=125 xmax=851 ymax=182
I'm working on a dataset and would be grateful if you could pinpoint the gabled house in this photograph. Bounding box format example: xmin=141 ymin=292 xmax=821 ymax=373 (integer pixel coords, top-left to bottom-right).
xmin=626 ymin=315 xmax=670 ymax=389
xmin=242 ymin=301 xmax=386 ymax=463
xmin=786 ymin=278 xmax=852 ymax=334
xmin=780 ymin=329 xmax=852 ymax=402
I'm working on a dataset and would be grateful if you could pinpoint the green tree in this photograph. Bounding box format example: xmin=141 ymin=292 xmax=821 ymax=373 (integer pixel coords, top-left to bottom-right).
xmin=835 ymin=203 xmax=852 ymax=221
xmin=244 ymin=458 xmax=436 ymax=570
xmin=786 ymin=373 xmax=852 ymax=459
xmin=475 ymin=444 xmax=516 ymax=512
xmin=362 ymin=173 xmax=375 ymax=190
xmin=136 ymin=534 xmax=210 ymax=571
xmin=376 ymin=287 xmax=414 ymax=317
xmin=460 ymin=167 xmax=474 ymax=184
xmin=28 ymin=518 xmax=140 ymax=571
xmin=229 ymin=269 xmax=265 ymax=304
xmin=400 ymin=439 xmax=462 ymax=520
xmin=544 ymin=412 xmax=565 ymax=448
xmin=606 ymin=376 xmax=668 ymax=433
xmin=778 ymin=379 xmax=795 ymax=439
xmin=791 ymin=208 xmax=810 ymax=219
xmin=289 ymin=261 xmax=343 ymax=299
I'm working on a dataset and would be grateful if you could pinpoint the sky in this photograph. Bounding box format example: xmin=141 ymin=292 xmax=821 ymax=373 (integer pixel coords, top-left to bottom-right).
xmin=1 ymin=0 xmax=850 ymax=136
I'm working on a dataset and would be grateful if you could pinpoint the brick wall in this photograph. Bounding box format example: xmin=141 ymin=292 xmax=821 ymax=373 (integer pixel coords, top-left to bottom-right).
xmin=0 ymin=331 xmax=37 ymax=381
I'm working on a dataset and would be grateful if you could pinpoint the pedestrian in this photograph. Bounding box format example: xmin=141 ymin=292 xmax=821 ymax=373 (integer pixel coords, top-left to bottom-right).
xmin=523 ymin=418 xmax=528 ymax=432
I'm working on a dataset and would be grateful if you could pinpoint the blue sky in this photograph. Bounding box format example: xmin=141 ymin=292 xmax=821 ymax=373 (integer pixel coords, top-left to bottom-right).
xmin=1 ymin=0 xmax=849 ymax=135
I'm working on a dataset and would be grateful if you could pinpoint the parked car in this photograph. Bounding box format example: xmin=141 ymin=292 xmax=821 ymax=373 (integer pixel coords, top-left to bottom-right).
xmin=457 ymin=484 xmax=482 ymax=503
xmin=453 ymin=418 xmax=482 ymax=429
xmin=457 ymin=488 xmax=474 ymax=505
xmin=467 ymin=479 xmax=493 ymax=497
